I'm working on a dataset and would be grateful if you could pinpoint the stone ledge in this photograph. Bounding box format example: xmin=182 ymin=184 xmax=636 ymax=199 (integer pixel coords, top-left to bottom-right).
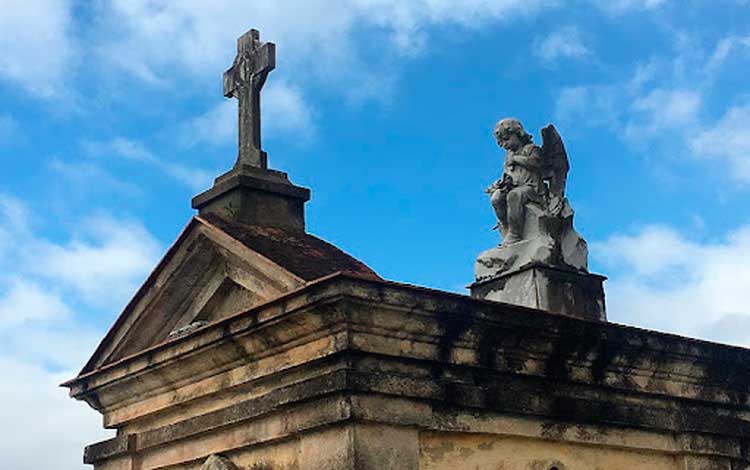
xmin=67 ymin=274 xmax=750 ymax=418
xmin=68 ymin=275 xmax=750 ymax=378
xmin=84 ymin=434 xmax=136 ymax=465
xmin=190 ymin=165 xmax=311 ymax=230
xmin=192 ymin=171 xmax=311 ymax=208
xmin=84 ymin=371 xmax=350 ymax=464
xmin=472 ymin=263 xmax=607 ymax=286
xmin=83 ymin=364 xmax=750 ymax=465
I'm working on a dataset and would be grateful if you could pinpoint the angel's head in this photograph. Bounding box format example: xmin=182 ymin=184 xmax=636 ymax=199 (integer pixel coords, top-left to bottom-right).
xmin=494 ymin=117 xmax=533 ymax=151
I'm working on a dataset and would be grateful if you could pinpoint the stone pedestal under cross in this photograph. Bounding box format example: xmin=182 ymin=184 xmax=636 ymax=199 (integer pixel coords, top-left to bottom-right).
xmin=223 ymin=29 xmax=275 ymax=169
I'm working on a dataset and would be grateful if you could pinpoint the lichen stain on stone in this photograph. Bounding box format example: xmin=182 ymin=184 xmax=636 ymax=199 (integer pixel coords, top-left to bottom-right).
xmin=476 ymin=322 xmax=531 ymax=374
xmin=247 ymin=462 xmax=275 ymax=470
xmin=574 ymin=424 xmax=609 ymax=443
xmin=741 ymin=438 xmax=750 ymax=462
xmin=542 ymin=323 xmax=647 ymax=393
xmin=477 ymin=440 xmax=497 ymax=451
xmin=435 ymin=312 xmax=474 ymax=364
xmin=431 ymin=310 xmax=475 ymax=406
xmin=458 ymin=446 xmax=475 ymax=459
xmin=700 ymin=346 xmax=750 ymax=405
xmin=434 ymin=304 xmax=538 ymax=385
xmin=422 ymin=439 xmax=457 ymax=462
xmin=529 ymin=459 xmax=565 ymax=470
xmin=540 ymin=422 xmax=570 ymax=440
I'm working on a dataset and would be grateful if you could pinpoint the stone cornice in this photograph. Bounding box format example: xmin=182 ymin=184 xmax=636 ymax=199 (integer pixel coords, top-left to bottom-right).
xmin=64 ymin=273 xmax=750 ymax=433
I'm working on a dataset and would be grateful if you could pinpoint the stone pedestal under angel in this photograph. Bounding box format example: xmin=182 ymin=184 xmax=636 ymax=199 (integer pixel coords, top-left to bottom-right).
xmin=477 ymin=118 xmax=589 ymax=279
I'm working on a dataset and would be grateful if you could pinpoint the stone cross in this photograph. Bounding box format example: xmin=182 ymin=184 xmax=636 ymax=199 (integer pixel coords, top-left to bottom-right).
xmin=223 ymin=29 xmax=276 ymax=169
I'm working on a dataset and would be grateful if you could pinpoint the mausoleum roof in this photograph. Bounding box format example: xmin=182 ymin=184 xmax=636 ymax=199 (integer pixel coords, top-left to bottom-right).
xmin=199 ymin=213 xmax=379 ymax=281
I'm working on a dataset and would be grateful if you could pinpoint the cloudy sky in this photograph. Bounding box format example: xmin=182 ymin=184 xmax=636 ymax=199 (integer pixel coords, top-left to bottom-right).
xmin=1 ymin=0 xmax=749 ymax=468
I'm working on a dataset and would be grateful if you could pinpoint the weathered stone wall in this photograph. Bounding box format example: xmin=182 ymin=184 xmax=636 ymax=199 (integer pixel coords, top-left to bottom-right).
xmin=66 ymin=274 xmax=750 ymax=470
xmin=421 ymin=432 xmax=680 ymax=470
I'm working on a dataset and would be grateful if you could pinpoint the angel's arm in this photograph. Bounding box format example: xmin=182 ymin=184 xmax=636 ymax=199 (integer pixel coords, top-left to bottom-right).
xmin=509 ymin=147 xmax=543 ymax=168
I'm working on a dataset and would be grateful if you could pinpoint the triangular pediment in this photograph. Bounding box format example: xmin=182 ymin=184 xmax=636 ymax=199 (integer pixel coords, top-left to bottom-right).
xmin=81 ymin=217 xmax=306 ymax=373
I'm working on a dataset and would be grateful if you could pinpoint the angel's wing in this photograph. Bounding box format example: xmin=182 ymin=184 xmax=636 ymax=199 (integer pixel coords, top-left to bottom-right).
xmin=541 ymin=124 xmax=570 ymax=213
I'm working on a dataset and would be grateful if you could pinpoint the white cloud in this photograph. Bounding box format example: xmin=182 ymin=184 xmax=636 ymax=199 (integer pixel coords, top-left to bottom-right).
xmin=556 ymin=82 xmax=702 ymax=141
xmin=264 ymin=82 xmax=315 ymax=138
xmin=596 ymin=225 xmax=695 ymax=278
xmin=0 ymin=193 xmax=162 ymax=312
xmin=554 ymin=85 xmax=619 ymax=129
xmin=553 ymin=34 xmax=750 ymax=185
xmin=593 ymin=0 xmax=666 ymax=15
xmin=49 ymin=159 xmax=144 ymax=198
xmin=108 ymin=137 xmax=154 ymax=162
xmin=0 ymin=0 xmax=75 ymax=98
xmin=0 ymin=0 xmax=673 ymax=109
xmin=86 ymin=137 xmax=214 ymax=191
xmin=161 ymin=163 xmax=215 ymax=191
xmin=554 ymin=32 xmax=714 ymax=132
xmin=631 ymin=89 xmax=701 ymax=124
xmin=626 ymin=88 xmax=702 ymax=136
xmin=534 ymin=26 xmax=590 ymax=64
xmin=181 ymin=101 xmax=235 ymax=148
xmin=353 ymin=0 xmax=554 ymax=53
xmin=93 ymin=0 xmax=556 ymax=100
xmin=0 ymin=194 xmax=161 ymax=469
xmin=594 ymin=225 xmax=750 ymax=346
xmin=690 ymin=105 xmax=750 ymax=184
xmin=0 ymin=360 xmax=112 ymax=470
xmin=31 ymin=216 xmax=161 ymax=307
xmin=0 ymin=0 xmax=672 ymax=104
xmin=181 ymin=81 xmax=314 ymax=148
xmin=0 ymin=278 xmax=72 ymax=327
xmin=0 ymin=193 xmax=30 ymax=260
xmin=705 ymin=35 xmax=750 ymax=76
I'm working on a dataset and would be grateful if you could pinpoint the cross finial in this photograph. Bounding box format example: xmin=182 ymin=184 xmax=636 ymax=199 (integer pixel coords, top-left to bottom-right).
xmin=223 ymin=28 xmax=276 ymax=169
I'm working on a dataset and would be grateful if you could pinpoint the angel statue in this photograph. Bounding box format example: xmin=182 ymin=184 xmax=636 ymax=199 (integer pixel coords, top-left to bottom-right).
xmin=487 ymin=118 xmax=569 ymax=244
xmin=476 ymin=118 xmax=589 ymax=279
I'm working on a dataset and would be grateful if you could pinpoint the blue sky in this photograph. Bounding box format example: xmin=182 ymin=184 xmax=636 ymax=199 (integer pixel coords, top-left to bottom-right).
xmin=1 ymin=1 xmax=750 ymax=468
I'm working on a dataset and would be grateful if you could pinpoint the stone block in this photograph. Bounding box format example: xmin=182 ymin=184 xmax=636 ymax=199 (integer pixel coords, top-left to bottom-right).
xmin=192 ymin=165 xmax=310 ymax=231
xmin=470 ymin=264 xmax=606 ymax=321
xmin=299 ymin=426 xmax=354 ymax=470
xmin=353 ymin=424 xmax=419 ymax=470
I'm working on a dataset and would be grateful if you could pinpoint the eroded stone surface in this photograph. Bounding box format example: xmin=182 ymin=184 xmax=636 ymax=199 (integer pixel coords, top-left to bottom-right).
xmin=472 ymin=265 xmax=606 ymax=321
xmin=475 ymin=201 xmax=588 ymax=280
xmin=421 ymin=433 xmax=680 ymax=470
xmin=202 ymin=455 xmax=239 ymax=470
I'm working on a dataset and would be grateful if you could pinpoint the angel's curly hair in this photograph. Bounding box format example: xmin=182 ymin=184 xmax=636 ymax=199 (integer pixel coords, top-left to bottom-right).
xmin=494 ymin=118 xmax=533 ymax=145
